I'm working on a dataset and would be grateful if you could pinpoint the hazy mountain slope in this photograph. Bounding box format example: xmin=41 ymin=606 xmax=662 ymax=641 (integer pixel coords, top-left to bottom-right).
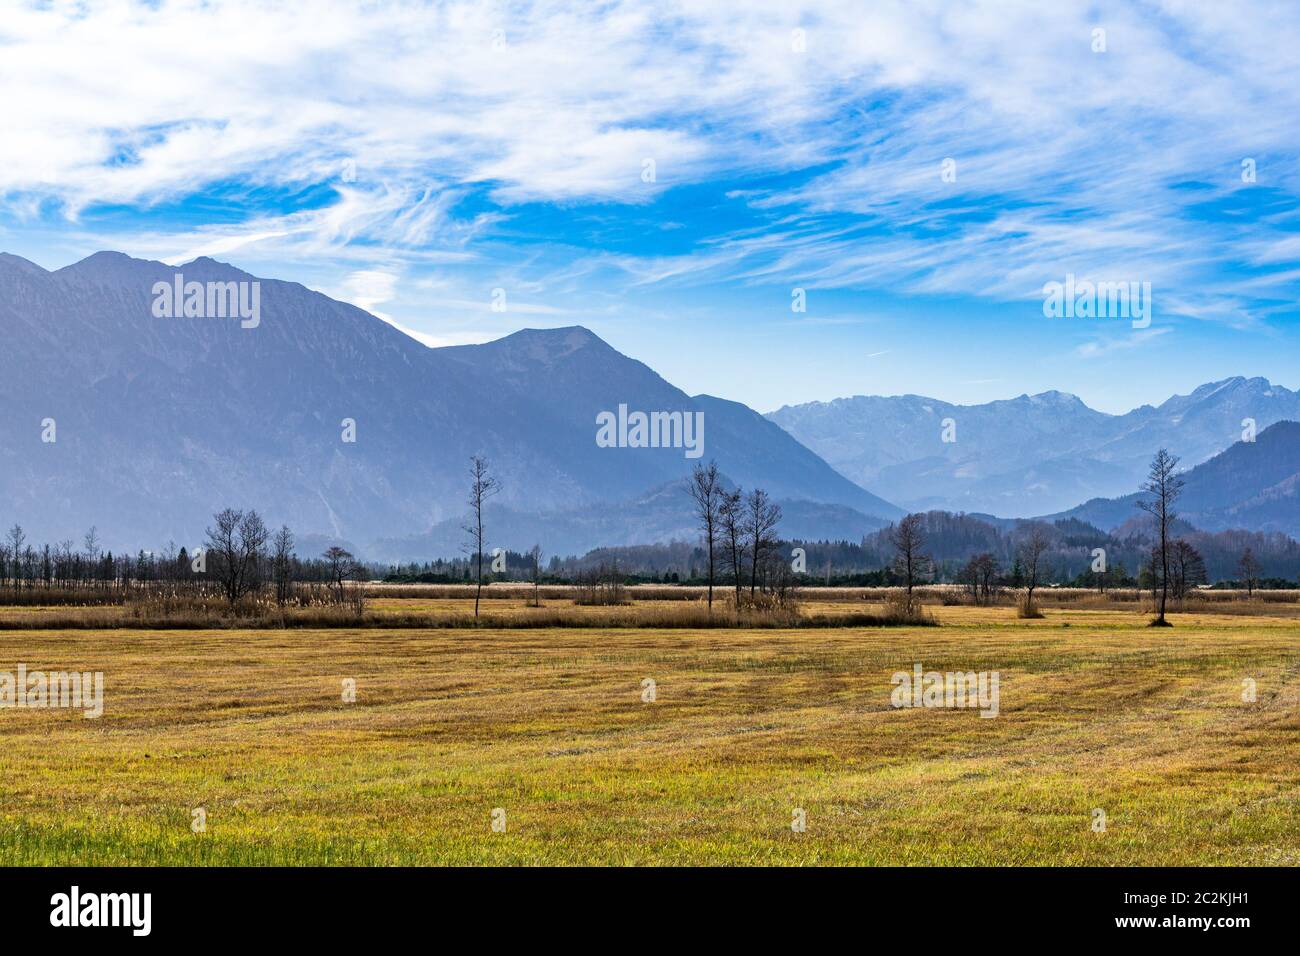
xmin=435 ymin=329 xmax=900 ymax=518
xmin=1049 ymin=421 xmax=1300 ymax=536
xmin=0 ymin=251 xmax=898 ymax=554
xmin=689 ymin=395 xmax=899 ymax=517
xmin=769 ymin=378 xmax=1300 ymax=516
xmin=372 ymin=479 xmax=890 ymax=562
xmin=2 ymin=252 xmax=511 ymax=547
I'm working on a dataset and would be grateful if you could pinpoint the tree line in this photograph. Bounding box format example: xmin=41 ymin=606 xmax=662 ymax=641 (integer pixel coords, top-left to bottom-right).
xmin=0 ymin=510 xmax=369 ymax=609
xmin=5 ymin=452 xmax=1291 ymax=619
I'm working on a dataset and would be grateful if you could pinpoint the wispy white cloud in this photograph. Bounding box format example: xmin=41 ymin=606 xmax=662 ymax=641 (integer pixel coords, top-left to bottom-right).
xmin=1075 ymin=326 xmax=1173 ymax=359
xmin=1 ymin=0 xmax=1298 ymax=332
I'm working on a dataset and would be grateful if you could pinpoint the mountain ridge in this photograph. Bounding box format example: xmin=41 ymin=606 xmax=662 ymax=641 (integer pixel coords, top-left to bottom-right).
xmin=0 ymin=250 xmax=900 ymax=555
xmin=1048 ymin=420 xmax=1300 ymax=537
xmin=4 ymin=249 xmax=1292 ymax=559
xmin=768 ymin=375 xmax=1299 ymax=516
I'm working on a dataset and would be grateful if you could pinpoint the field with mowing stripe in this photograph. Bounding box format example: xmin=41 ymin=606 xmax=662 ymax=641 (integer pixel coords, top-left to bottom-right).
xmin=1 ymin=605 xmax=1297 ymax=865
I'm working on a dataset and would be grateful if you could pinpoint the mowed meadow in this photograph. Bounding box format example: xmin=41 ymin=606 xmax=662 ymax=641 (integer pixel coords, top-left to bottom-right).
xmin=1 ymin=593 xmax=1297 ymax=865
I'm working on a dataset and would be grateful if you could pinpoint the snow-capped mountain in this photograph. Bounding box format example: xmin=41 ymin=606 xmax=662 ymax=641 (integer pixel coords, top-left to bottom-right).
xmin=768 ymin=378 xmax=1300 ymax=516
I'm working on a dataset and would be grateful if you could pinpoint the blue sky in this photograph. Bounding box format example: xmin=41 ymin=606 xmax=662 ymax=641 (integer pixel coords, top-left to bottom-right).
xmin=2 ymin=0 xmax=1298 ymax=414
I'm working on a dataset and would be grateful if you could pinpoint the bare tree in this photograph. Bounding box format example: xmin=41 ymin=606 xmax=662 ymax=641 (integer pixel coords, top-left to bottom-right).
xmin=272 ymin=525 xmax=295 ymax=606
xmin=718 ymin=488 xmax=746 ymax=604
xmin=205 ymin=509 xmax=242 ymax=605
xmin=744 ymin=488 xmax=783 ymax=597
xmin=82 ymin=526 xmax=100 ymax=586
xmin=1136 ymin=448 xmax=1185 ymax=626
xmin=976 ymin=553 xmax=1000 ymax=605
xmin=960 ymin=552 xmax=1000 ymax=606
xmin=958 ymin=556 xmax=980 ymax=601
xmin=204 ymin=508 xmax=269 ymax=607
xmin=1017 ymin=525 xmax=1050 ymax=611
xmin=687 ymin=460 xmax=723 ymax=610
xmin=528 ymin=543 xmax=543 ymax=607
xmin=6 ymin=525 xmax=25 ymax=591
xmin=57 ymin=540 xmax=74 ymax=586
xmin=1170 ymin=539 xmax=1207 ymax=600
xmin=574 ymin=558 xmax=626 ymax=606
xmin=1238 ymin=547 xmax=1261 ymax=598
xmin=239 ymin=511 xmax=270 ymax=598
xmin=462 ymin=455 xmax=500 ymax=617
xmin=323 ymin=545 xmax=357 ymax=602
xmin=888 ymin=513 xmax=929 ymax=610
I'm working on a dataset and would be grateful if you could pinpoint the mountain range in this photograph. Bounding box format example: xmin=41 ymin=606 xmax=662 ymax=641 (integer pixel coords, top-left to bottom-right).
xmin=768 ymin=377 xmax=1300 ymax=517
xmin=0 ymin=251 xmax=897 ymax=557
xmin=1049 ymin=420 xmax=1300 ymax=537
xmin=2 ymin=250 xmax=1294 ymax=560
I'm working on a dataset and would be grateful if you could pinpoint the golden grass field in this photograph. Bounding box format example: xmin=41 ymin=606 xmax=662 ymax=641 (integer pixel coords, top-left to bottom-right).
xmin=1 ymin=600 xmax=1297 ymax=865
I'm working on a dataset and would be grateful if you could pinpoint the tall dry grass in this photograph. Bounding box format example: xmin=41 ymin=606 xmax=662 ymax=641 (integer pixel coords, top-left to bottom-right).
xmin=0 ymin=586 xmax=126 ymax=607
xmin=1 ymin=599 xmax=936 ymax=630
xmin=5 ymin=580 xmax=1294 ymax=629
xmin=1016 ymin=593 xmax=1044 ymax=619
xmin=875 ymin=591 xmax=938 ymax=626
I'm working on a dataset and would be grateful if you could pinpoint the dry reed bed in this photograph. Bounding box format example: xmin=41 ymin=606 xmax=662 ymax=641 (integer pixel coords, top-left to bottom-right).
xmin=1 ymin=582 xmax=1295 ymax=629
xmin=0 ymin=603 xmax=932 ymax=631
xmin=367 ymin=582 xmax=1300 ymax=605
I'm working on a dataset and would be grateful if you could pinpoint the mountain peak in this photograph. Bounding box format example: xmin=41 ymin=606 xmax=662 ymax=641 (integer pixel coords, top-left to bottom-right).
xmin=474 ymin=325 xmax=611 ymax=364
xmin=51 ymin=250 xmax=256 ymax=286
xmin=2 ymin=256 xmax=904 ymax=550
xmin=53 ymin=250 xmax=166 ymax=285
xmin=72 ymin=250 xmax=139 ymax=268
xmin=1187 ymin=376 xmax=1278 ymax=398
xmin=507 ymin=325 xmax=600 ymax=344
xmin=1026 ymin=389 xmax=1086 ymax=407
xmin=0 ymin=252 xmax=49 ymax=276
xmin=177 ymin=255 xmax=255 ymax=278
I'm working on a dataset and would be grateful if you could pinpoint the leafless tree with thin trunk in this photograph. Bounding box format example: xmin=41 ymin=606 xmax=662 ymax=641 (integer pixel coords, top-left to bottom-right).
xmin=888 ymin=513 xmax=929 ymax=611
xmin=1136 ymin=448 xmax=1185 ymax=626
xmin=1017 ymin=525 xmax=1051 ymax=616
xmin=528 ymin=543 xmax=543 ymax=607
xmin=5 ymin=525 xmax=23 ymax=592
xmin=272 ymin=525 xmax=295 ymax=605
xmin=744 ymin=487 xmax=782 ymax=597
xmin=239 ymin=511 xmax=270 ymax=598
xmin=1238 ymin=547 xmax=1261 ymax=599
xmin=462 ymin=455 xmax=500 ymax=617
xmin=83 ymin=526 xmax=100 ymax=585
xmin=687 ymin=460 xmax=722 ymax=610
xmin=718 ymin=488 xmax=746 ymax=604
xmin=207 ymin=511 xmax=241 ymax=600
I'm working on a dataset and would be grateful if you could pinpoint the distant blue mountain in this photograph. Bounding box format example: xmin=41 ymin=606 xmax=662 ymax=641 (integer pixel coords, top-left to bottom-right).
xmin=1047 ymin=421 xmax=1300 ymax=538
xmin=769 ymin=377 xmax=1300 ymax=517
xmin=372 ymin=478 xmax=889 ymax=562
